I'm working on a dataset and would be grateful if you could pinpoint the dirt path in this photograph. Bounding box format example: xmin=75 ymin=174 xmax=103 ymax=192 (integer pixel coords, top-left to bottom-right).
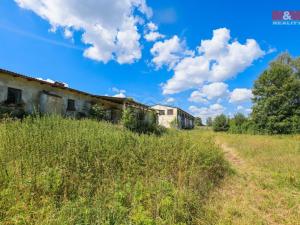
xmin=208 ymin=137 xmax=297 ymax=225
xmin=215 ymin=138 xmax=244 ymax=167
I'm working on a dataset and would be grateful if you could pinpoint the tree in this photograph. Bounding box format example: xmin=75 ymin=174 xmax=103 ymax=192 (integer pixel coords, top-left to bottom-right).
xmin=232 ymin=113 xmax=247 ymax=126
xmin=229 ymin=113 xmax=248 ymax=133
xmin=252 ymin=53 xmax=300 ymax=134
xmin=212 ymin=114 xmax=229 ymax=132
xmin=206 ymin=117 xmax=213 ymax=126
xmin=194 ymin=117 xmax=203 ymax=126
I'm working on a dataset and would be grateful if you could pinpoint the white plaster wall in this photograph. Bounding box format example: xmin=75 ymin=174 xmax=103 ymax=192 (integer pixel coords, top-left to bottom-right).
xmin=151 ymin=105 xmax=177 ymax=128
xmin=0 ymin=72 xmax=96 ymax=115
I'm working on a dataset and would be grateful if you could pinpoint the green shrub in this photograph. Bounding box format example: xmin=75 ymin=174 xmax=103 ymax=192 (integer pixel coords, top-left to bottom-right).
xmin=228 ymin=113 xmax=248 ymax=134
xmin=89 ymin=103 xmax=107 ymax=121
xmin=213 ymin=114 xmax=229 ymax=132
xmin=121 ymin=107 xmax=162 ymax=134
xmin=0 ymin=116 xmax=229 ymax=224
xmin=170 ymin=118 xmax=178 ymax=129
xmin=194 ymin=117 xmax=203 ymax=126
xmin=0 ymin=105 xmax=27 ymax=120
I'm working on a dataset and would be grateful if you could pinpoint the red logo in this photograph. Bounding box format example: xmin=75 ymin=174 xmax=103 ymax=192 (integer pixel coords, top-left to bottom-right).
xmin=272 ymin=11 xmax=300 ymax=21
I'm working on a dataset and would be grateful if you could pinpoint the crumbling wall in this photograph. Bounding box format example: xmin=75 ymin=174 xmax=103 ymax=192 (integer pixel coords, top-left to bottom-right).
xmin=0 ymin=73 xmax=97 ymax=116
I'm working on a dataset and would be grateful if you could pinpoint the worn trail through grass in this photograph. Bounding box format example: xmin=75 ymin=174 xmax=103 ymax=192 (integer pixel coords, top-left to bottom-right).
xmin=202 ymin=133 xmax=300 ymax=225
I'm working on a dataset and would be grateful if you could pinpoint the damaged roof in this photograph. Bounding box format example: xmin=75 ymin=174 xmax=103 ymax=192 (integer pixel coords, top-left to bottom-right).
xmin=0 ymin=68 xmax=151 ymax=109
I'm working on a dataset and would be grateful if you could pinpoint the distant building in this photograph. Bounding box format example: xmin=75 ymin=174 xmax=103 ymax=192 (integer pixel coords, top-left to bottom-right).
xmin=0 ymin=68 xmax=155 ymax=124
xmin=151 ymin=104 xmax=194 ymax=129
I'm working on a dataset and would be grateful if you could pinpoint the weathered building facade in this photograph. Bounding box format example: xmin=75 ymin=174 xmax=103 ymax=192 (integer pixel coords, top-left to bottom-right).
xmin=0 ymin=69 xmax=155 ymax=124
xmin=151 ymin=104 xmax=194 ymax=129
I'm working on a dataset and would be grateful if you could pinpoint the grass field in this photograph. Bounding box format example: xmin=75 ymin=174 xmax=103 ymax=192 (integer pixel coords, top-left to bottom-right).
xmin=203 ymin=132 xmax=300 ymax=225
xmin=0 ymin=117 xmax=229 ymax=225
xmin=1 ymin=117 xmax=299 ymax=224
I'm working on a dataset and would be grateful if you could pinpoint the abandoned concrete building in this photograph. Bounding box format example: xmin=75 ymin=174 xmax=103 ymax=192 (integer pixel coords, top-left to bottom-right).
xmin=0 ymin=69 xmax=155 ymax=124
xmin=151 ymin=104 xmax=194 ymax=129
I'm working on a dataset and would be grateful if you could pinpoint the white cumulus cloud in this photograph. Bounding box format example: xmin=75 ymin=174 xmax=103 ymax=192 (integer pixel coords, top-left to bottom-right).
xmin=229 ymin=88 xmax=253 ymax=103
xmin=150 ymin=35 xmax=193 ymax=70
xmin=15 ymin=0 xmax=152 ymax=64
xmin=189 ymin=82 xmax=229 ymax=103
xmin=112 ymin=87 xmax=126 ymax=98
xmin=189 ymin=103 xmax=225 ymax=122
xmin=165 ymin=97 xmax=175 ymax=103
xmin=144 ymin=32 xmax=165 ymax=42
xmin=144 ymin=22 xmax=165 ymax=42
xmin=162 ymin=28 xmax=265 ymax=94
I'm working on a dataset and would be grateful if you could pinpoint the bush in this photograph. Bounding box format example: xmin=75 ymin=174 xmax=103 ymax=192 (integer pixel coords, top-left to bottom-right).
xmin=0 ymin=116 xmax=229 ymax=224
xmin=228 ymin=113 xmax=248 ymax=134
xmin=121 ymin=107 xmax=163 ymax=134
xmin=0 ymin=105 xmax=27 ymax=120
xmin=194 ymin=117 xmax=203 ymax=126
xmin=170 ymin=118 xmax=178 ymax=129
xmin=212 ymin=114 xmax=229 ymax=132
xmin=89 ymin=104 xmax=107 ymax=121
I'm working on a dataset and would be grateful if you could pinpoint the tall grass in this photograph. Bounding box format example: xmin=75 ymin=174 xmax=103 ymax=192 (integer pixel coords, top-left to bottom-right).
xmin=204 ymin=132 xmax=300 ymax=224
xmin=0 ymin=116 xmax=229 ymax=224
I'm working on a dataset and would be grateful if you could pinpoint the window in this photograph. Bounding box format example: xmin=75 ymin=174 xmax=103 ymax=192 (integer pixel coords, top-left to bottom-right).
xmin=158 ymin=110 xmax=165 ymax=115
xmin=167 ymin=109 xmax=173 ymax=115
xmin=67 ymin=99 xmax=76 ymax=111
xmin=6 ymin=87 xmax=22 ymax=104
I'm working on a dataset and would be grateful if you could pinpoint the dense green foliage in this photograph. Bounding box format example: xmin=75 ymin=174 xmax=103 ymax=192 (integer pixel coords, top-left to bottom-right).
xmin=194 ymin=117 xmax=203 ymax=126
xmin=121 ymin=107 xmax=164 ymax=134
xmin=212 ymin=114 xmax=229 ymax=132
xmin=252 ymin=53 xmax=300 ymax=134
xmin=0 ymin=105 xmax=27 ymax=120
xmin=228 ymin=113 xmax=252 ymax=134
xmin=210 ymin=53 xmax=300 ymax=135
xmin=89 ymin=103 xmax=108 ymax=121
xmin=0 ymin=116 xmax=229 ymax=224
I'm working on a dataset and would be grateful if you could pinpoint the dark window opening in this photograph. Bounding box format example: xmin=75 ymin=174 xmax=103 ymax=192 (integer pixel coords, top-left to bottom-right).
xmin=67 ymin=99 xmax=76 ymax=111
xmin=6 ymin=87 xmax=22 ymax=105
xmin=158 ymin=110 xmax=165 ymax=115
xmin=167 ymin=109 xmax=174 ymax=115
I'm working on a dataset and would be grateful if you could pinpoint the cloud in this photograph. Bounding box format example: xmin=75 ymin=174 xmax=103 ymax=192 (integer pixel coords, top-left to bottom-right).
xmin=150 ymin=35 xmax=193 ymax=69
xmin=236 ymin=105 xmax=252 ymax=115
xmin=165 ymin=97 xmax=175 ymax=103
xmin=36 ymin=77 xmax=55 ymax=84
xmin=237 ymin=105 xmax=244 ymax=111
xmin=162 ymin=28 xmax=265 ymax=94
xmin=36 ymin=77 xmax=69 ymax=87
xmin=147 ymin=22 xmax=158 ymax=31
xmin=113 ymin=92 xmax=126 ymax=98
xmin=15 ymin=0 xmax=152 ymax=64
xmin=144 ymin=32 xmax=165 ymax=42
xmin=189 ymin=82 xmax=229 ymax=103
xmin=229 ymin=88 xmax=253 ymax=103
xmin=189 ymin=103 xmax=225 ymax=121
xmin=144 ymin=22 xmax=165 ymax=42
xmin=189 ymin=91 xmax=208 ymax=104
xmin=112 ymin=87 xmax=126 ymax=98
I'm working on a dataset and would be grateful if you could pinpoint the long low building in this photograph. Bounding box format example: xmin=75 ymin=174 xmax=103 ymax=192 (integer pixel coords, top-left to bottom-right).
xmin=151 ymin=104 xmax=194 ymax=129
xmin=0 ymin=68 xmax=155 ymax=124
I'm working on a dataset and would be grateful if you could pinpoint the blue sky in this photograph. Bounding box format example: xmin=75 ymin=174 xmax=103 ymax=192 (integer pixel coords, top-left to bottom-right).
xmin=1 ymin=0 xmax=300 ymax=121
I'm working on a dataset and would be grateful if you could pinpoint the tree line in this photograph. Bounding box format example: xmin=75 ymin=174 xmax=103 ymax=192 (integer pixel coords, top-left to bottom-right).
xmin=205 ymin=53 xmax=300 ymax=134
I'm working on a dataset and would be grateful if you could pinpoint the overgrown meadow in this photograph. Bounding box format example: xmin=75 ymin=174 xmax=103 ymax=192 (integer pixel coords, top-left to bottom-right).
xmin=0 ymin=116 xmax=229 ymax=224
